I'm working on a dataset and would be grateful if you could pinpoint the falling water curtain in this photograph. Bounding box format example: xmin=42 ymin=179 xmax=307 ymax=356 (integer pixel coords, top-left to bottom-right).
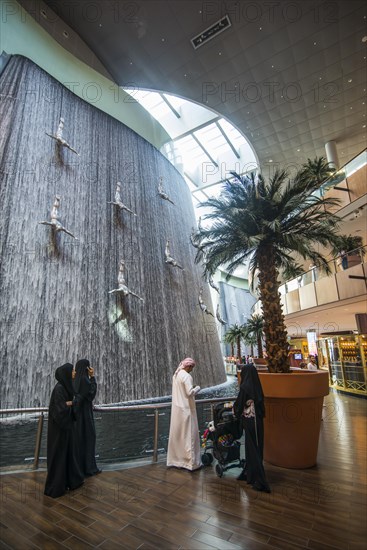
xmin=0 ymin=55 xmax=225 ymax=407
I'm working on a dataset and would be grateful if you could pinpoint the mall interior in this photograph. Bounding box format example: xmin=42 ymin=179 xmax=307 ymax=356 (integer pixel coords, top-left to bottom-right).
xmin=0 ymin=1 xmax=366 ymax=548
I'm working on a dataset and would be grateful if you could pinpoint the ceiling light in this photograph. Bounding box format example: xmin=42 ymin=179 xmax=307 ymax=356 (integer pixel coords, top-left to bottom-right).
xmin=161 ymin=38 xmax=165 ymax=42
xmin=297 ymin=149 xmax=300 ymax=152
xmin=269 ymin=159 xmax=273 ymax=162
xmin=362 ymin=36 xmax=367 ymax=42
xmin=259 ymin=27 xmax=262 ymax=30
xmin=313 ymin=42 xmax=317 ymax=45
xmin=348 ymin=79 xmax=352 ymax=83
xmin=62 ymin=31 xmax=69 ymax=39
xmin=363 ymin=125 xmax=366 ymax=128
xmin=40 ymin=9 xmax=47 ymax=18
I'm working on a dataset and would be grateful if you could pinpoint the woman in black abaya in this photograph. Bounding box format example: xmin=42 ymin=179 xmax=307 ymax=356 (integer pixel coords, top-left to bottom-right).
xmin=44 ymin=363 xmax=84 ymax=498
xmin=234 ymin=364 xmax=271 ymax=493
xmin=73 ymin=358 xmax=101 ymax=476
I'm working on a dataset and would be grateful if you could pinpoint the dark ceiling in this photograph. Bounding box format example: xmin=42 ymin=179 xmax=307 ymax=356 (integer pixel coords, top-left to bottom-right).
xmin=36 ymin=0 xmax=367 ymax=168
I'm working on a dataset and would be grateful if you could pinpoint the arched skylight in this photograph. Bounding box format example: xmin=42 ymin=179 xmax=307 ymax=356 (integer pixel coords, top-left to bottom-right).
xmin=124 ymin=89 xmax=258 ymax=220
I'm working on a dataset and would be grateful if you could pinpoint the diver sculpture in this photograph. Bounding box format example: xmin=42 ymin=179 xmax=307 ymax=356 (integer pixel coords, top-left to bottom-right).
xmin=45 ymin=117 xmax=79 ymax=155
xmin=108 ymin=260 xmax=143 ymax=301
xmin=38 ymin=195 xmax=77 ymax=239
xmin=165 ymin=240 xmax=184 ymax=270
xmin=158 ymin=177 xmax=175 ymax=205
xmin=216 ymin=303 xmax=227 ymax=325
xmin=108 ymin=182 xmax=136 ymax=216
xmin=198 ymin=288 xmax=214 ymax=317
xmin=189 ymin=228 xmax=206 ymax=254
xmin=208 ymin=275 xmax=220 ymax=294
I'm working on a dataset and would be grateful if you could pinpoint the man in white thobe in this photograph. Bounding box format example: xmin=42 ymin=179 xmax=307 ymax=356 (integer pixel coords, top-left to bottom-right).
xmin=167 ymin=357 xmax=201 ymax=471
xmin=307 ymin=356 xmax=318 ymax=370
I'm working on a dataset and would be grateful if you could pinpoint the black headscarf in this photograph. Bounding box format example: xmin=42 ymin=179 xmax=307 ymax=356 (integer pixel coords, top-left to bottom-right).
xmin=73 ymin=359 xmax=90 ymax=394
xmin=235 ymin=364 xmax=265 ymax=419
xmin=55 ymin=363 xmax=74 ymax=400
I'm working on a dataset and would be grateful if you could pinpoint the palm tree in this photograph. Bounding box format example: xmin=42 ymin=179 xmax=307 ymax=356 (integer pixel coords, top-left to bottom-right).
xmin=245 ymin=314 xmax=264 ymax=358
xmin=331 ymin=234 xmax=364 ymax=258
xmin=223 ymin=324 xmax=245 ymax=362
xmin=242 ymin=326 xmax=257 ymax=357
xmin=223 ymin=327 xmax=235 ymax=357
xmin=299 ymin=156 xmax=335 ymax=185
xmin=193 ymin=160 xmax=346 ymax=372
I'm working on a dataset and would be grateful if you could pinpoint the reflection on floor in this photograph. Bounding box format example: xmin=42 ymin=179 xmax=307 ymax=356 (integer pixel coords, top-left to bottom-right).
xmin=0 ymin=392 xmax=366 ymax=549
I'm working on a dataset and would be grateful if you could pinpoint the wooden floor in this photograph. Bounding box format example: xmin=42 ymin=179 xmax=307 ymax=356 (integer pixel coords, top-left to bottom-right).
xmin=0 ymin=392 xmax=366 ymax=550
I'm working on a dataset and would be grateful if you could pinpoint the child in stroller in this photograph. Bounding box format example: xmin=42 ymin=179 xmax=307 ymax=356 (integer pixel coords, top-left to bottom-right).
xmin=201 ymin=401 xmax=245 ymax=477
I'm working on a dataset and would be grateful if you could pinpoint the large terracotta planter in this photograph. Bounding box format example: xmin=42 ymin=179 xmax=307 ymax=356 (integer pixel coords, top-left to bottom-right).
xmin=258 ymin=370 xmax=329 ymax=469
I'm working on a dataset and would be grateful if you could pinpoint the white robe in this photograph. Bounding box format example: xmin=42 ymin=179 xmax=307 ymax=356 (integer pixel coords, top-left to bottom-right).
xmin=167 ymin=370 xmax=201 ymax=471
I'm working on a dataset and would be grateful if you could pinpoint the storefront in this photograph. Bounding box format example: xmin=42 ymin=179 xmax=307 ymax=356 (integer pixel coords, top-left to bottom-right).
xmin=318 ymin=333 xmax=367 ymax=396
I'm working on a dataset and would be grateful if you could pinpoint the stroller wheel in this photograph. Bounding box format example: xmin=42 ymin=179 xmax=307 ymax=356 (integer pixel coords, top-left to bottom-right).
xmin=215 ymin=464 xmax=223 ymax=478
xmin=202 ymin=452 xmax=213 ymax=466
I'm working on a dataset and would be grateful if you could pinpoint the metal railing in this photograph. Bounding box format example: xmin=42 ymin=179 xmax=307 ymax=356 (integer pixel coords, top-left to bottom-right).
xmin=281 ymin=244 xmax=366 ymax=293
xmin=316 ymin=148 xmax=367 ymax=198
xmin=0 ymin=396 xmax=237 ymax=471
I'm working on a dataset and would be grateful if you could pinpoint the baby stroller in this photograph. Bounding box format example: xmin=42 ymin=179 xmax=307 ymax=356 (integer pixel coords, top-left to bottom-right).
xmin=201 ymin=401 xmax=245 ymax=477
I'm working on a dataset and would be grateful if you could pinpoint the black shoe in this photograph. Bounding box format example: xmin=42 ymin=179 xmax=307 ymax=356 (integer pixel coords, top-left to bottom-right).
xmin=252 ymin=481 xmax=271 ymax=493
xmin=86 ymin=469 xmax=102 ymax=477
xmin=69 ymin=481 xmax=84 ymax=491
xmin=237 ymin=471 xmax=247 ymax=481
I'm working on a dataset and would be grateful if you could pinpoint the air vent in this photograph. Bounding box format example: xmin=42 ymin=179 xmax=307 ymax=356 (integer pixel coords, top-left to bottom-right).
xmin=191 ymin=15 xmax=231 ymax=50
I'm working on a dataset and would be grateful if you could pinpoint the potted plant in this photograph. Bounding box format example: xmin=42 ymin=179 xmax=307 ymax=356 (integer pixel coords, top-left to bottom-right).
xmin=193 ymin=158 xmax=349 ymax=468
xmin=331 ymin=234 xmax=365 ymax=270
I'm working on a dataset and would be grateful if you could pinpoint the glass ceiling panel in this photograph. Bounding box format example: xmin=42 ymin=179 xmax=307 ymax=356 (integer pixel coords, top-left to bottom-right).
xmin=163 ymin=93 xmax=186 ymax=110
xmin=124 ymin=88 xmax=257 ymax=198
xmin=132 ymin=90 xmax=173 ymax=118
xmin=175 ymin=136 xmax=210 ymax=162
xmin=194 ymin=124 xmax=233 ymax=161
xmin=200 ymin=183 xmax=224 ymax=197
xmin=218 ymin=119 xmax=244 ymax=145
xmin=192 ymin=190 xmax=209 ymax=203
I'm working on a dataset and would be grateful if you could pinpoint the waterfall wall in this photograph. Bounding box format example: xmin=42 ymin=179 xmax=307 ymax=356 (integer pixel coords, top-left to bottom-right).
xmin=219 ymin=283 xmax=257 ymax=356
xmin=0 ymin=56 xmax=226 ymax=407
